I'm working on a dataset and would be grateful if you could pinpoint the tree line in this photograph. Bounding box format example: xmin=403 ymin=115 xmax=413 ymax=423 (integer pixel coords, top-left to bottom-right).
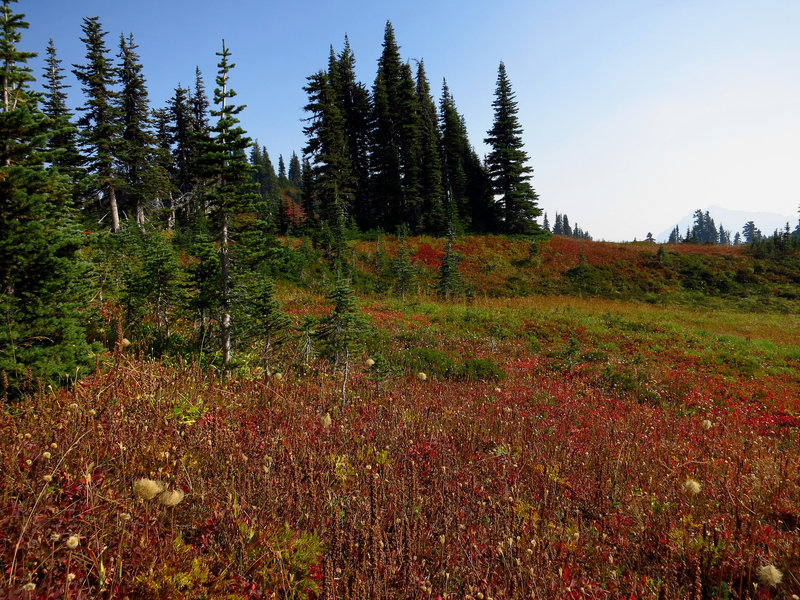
xmin=0 ymin=3 xmax=551 ymax=397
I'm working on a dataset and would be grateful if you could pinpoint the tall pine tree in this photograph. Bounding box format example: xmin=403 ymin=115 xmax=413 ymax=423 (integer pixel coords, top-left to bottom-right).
xmin=484 ymin=62 xmax=541 ymax=234
xmin=1 ymin=0 xmax=93 ymax=396
xmin=194 ymin=40 xmax=258 ymax=368
xmin=73 ymin=16 xmax=122 ymax=232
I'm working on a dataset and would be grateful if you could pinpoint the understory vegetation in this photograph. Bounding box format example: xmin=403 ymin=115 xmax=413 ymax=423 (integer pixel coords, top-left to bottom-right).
xmin=3 ymin=238 xmax=800 ymax=599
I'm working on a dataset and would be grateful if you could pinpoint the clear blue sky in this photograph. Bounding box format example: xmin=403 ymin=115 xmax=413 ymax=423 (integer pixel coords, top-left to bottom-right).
xmin=20 ymin=0 xmax=800 ymax=240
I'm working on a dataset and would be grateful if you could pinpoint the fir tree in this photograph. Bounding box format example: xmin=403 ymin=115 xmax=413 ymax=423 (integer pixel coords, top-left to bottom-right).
xmin=335 ymin=36 xmax=371 ymax=230
xmin=302 ymin=68 xmax=353 ymax=231
xmin=241 ymin=278 xmax=290 ymax=377
xmin=117 ymin=33 xmax=166 ymax=226
xmin=73 ymin=16 xmax=122 ymax=232
xmin=288 ymin=151 xmax=302 ymax=187
xmin=40 ymin=39 xmax=82 ymax=188
xmin=391 ymin=224 xmax=416 ymax=300
xmin=370 ymin=22 xmax=423 ymax=231
xmin=542 ymin=212 xmax=550 ymax=232
xmin=484 ymin=62 xmax=541 ymax=234
xmin=415 ymin=60 xmax=445 ymax=232
xmin=1 ymin=0 xmax=94 ymax=396
xmin=437 ymin=226 xmax=462 ymax=299
xmin=194 ymin=40 xmax=258 ymax=368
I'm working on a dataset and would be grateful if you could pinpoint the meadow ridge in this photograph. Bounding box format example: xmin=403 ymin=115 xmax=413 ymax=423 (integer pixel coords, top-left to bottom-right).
xmin=2 ymin=236 xmax=800 ymax=599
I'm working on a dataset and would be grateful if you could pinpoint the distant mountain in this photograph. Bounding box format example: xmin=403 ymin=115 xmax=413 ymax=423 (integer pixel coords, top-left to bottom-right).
xmin=657 ymin=206 xmax=798 ymax=242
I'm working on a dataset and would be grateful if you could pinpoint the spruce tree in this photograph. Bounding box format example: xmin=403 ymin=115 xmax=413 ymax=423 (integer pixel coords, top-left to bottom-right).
xmin=415 ymin=60 xmax=445 ymax=232
xmin=437 ymin=226 xmax=462 ymax=299
xmin=241 ymin=278 xmax=290 ymax=377
xmin=1 ymin=0 xmax=93 ymax=396
xmin=335 ymin=36 xmax=372 ymax=230
xmin=288 ymin=151 xmax=302 ymax=187
xmin=484 ymin=62 xmax=541 ymax=234
xmin=41 ymin=39 xmax=82 ymax=189
xmin=73 ymin=16 xmax=122 ymax=232
xmin=117 ymin=33 xmax=166 ymax=226
xmin=302 ymin=68 xmax=354 ymax=236
xmin=370 ymin=22 xmax=424 ymax=231
xmin=194 ymin=40 xmax=258 ymax=368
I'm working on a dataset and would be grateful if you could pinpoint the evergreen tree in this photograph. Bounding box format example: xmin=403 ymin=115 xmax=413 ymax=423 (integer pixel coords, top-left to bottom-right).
xmin=542 ymin=212 xmax=550 ymax=232
xmin=437 ymin=226 xmax=462 ymax=299
xmin=277 ymin=154 xmax=286 ymax=183
xmin=562 ymin=213 xmax=572 ymax=237
xmin=194 ymin=40 xmax=258 ymax=368
xmin=484 ymin=62 xmax=541 ymax=234
xmin=415 ymin=60 xmax=445 ymax=232
xmin=553 ymin=213 xmax=563 ymax=235
xmin=391 ymin=223 xmax=416 ymax=300
xmin=335 ymin=36 xmax=372 ymax=230
xmin=40 ymin=39 xmax=82 ymax=188
xmin=288 ymin=151 xmax=302 ymax=187
xmin=303 ymin=68 xmax=354 ymax=236
xmin=1 ymin=0 xmax=94 ymax=396
xmin=190 ymin=66 xmax=209 ymax=132
xmin=166 ymin=85 xmax=195 ymax=197
xmin=117 ymin=33 xmax=166 ymax=226
xmin=742 ymin=220 xmax=761 ymax=243
xmin=370 ymin=22 xmax=423 ymax=231
xmin=73 ymin=16 xmax=122 ymax=232
xmin=241 ymin=278 xmax=290 ymax=377
xmin=439 ymin=80 xmax=470 ymax=231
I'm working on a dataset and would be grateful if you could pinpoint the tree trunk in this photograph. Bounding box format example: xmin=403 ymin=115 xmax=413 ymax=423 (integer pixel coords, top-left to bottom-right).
xmin=221 ymin=212 xmax=231 ymax=368
xmin=108 ymin=184 xmax=120 ymax=233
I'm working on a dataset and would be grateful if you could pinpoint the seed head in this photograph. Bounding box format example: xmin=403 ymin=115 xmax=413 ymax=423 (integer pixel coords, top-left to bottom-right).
xmin=273 ymin=372 xmax=283 ymax=381
xmin=417 ymin=372 xmax=427 ymax=381
xmin=158 ymin=488 xmax=185 ymax=507
xmin=319 ymin=412 xmax=332 ymax=428
xmin=133 ymin=478 xmax=165 ymax=500
xmin=42 ymin=451 xmax=51 ymax=459
xmin=701 ymin=419 xmax=713 ymax=431
xmin=22 ymin=582 xmax=36 ymax=592
xmin=758 ymin=564 xmax=783 ymax=586
xmin=366 ymin=358 xmax=375 ymax=367
xmin=65 ymin=534 xmax=80 ymax=550
xmin=682 ymin=478 xmax=701 ymax=495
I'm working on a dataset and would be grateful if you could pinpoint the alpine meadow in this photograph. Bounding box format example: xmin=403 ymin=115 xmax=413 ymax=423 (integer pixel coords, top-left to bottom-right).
xmin=2 ymin=1 xmax=800 ymax=598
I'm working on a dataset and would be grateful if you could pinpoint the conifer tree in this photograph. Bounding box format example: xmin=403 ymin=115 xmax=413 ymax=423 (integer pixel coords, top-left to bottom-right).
xmin=167 ymin=85 xmax=194 ymax=196
xmin=194 ymin=40 xmax=258 ymax=367
xmin=484 ymin=62 xmax=541 ymax=234
xmin=392 ymin=224 xmax=416 ymax=300
xmin=41 ymin=39 xmax=82 ymax=188
xmin=415 ymin=60 xmax=445 ymax=232
xmin=1 ymin=0 xmax=93 ymax=396
xmin=370 ymin=22 xmax=423 ymax=231
xmin=117 ymin=33 xmax=166 ymax=226
xmin=302 ymin=68 xmax=354 ymax=233
xmin=335 ymin=36 xmax=371 ymax=230
xmin=437 ymin=226 xmax=462 ymax=299
xmin=288 ymin=151 xmax=302 ymax=187
xmin=241 ymin=278 xmax=290 ymax=377
xmin=73 ymin=16 xmax=122 ymax=232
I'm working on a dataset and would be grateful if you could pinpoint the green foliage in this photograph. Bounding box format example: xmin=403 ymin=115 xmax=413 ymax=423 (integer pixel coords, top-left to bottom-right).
xmin=484 ymin=62 xmax=541 ymax=235
xmin=315 ymin=279 xmax=366 ymax=369
xmin=1 ymin=1 xmax=95 ymax=397
xmin=454 ymin=358 xmax=505 ymax=382
xmin=238 ymin=278 xmax=290 ymax=375
xmin=403 ymin=346 xmax=455 ymax=376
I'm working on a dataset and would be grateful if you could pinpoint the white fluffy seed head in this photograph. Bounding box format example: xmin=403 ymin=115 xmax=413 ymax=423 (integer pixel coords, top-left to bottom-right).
xmin=682 ymin=478 xmax=701 ymax=496
xmin=417 ymin=372 xmax=427 ymax=381
xmin=133 ymin=478 xmax=165 ymax=500
xmin=701 ymin=419 xmax=713 ymax=430
xmin=157 ymin=488 xmax=185 ymax=507
xmin=319 ymin=412 xmax=332 ymax=428
xmin=366 ymin=358 xmax=375 ymax=367
xmin=758 ymin=564 xmax=783 ymax=586
xmin=65 ymin=534 xmax=80 ymax=550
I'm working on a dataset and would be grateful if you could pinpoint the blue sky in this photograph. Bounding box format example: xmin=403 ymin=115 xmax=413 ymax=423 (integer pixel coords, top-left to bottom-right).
xmin=20 ymin=0 xmax=800 ymax=240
